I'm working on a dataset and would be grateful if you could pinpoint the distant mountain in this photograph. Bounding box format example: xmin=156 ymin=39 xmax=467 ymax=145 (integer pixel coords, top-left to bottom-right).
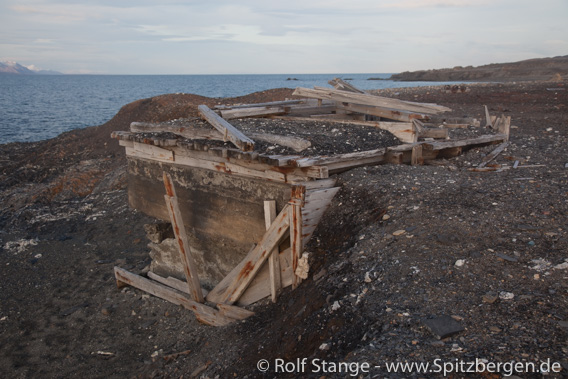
xmin=0 ymin=61 xmax=62 ymax=75
xmin=389 ymin=55 xmax=568 ymax=82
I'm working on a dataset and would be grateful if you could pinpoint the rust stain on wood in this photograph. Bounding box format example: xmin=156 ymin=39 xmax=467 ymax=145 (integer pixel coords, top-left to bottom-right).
xmin=163 ymin=172 xmax=175 ymax=196
xmin=237 ymin=261 xmax=255 ymax=281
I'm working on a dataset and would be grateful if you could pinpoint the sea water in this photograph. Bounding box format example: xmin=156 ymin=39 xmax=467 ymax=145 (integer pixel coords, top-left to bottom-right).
xmin=0 ymin=73 xmax=457 ymax=144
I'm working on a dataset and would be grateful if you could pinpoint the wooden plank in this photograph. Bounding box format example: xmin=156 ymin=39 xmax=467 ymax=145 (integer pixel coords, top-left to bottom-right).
xmin=113 ymin=267 xmax=235 ymax=326
xmin=290 ymin=203 xmax=303 ymax=289
xmin=163 ymin=172 xmax=204 ymax=303
xmin=131 ymin=122 xmax=224 ymax=140
xmin=147 ymin=271 xmax=209 ymax=297
xmin=206 ymin=205 xmax=291 ymax=304
xmin=220 ymin=106 xmax=286 ymax=120
xmin=293 ymin=87 xmax=451 ymax=114
xmin=264 ymin=200 xmax=282 ymax=302
xmin=131 ymin=142 xmax=174 ymax=162
xmin=498 ymin=115 xmax=511 ymax=141
xmin=477 ymin=142 xmax=508 ymax=168
xmin=198 ymin=105 xmax=255 ymax=152
xmin=335 ymin=102 xmax=429 ymax=122
xmin=216 ymin=303 xmax=255 ymax=320
xmin=214 ymin=99 xmax=303 ymax=110
xmin=328 ymin=78 xmax=365 ymax=94
xmin=422 ymin=134 xmax=506 ymax=151
xmin=174 ymin=154 xmax=288 ymax=182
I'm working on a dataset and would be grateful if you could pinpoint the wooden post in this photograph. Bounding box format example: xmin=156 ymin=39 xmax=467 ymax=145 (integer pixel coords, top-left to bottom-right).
xmin=264 ymin=200 xmax=282 ymax=302
xmin=411 ymin=144 xmax=423 ymax=166
xmin=484 ymin=105 xmax=492 ymax=128
xmin=289 ymin=186 xmax=305 ymax=289
xmin=163 ymin=172 xmax=204 ymax=303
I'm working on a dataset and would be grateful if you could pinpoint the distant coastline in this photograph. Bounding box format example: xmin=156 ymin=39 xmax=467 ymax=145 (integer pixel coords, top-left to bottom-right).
xmin=388 ymin=55 xmax=568 ymax=82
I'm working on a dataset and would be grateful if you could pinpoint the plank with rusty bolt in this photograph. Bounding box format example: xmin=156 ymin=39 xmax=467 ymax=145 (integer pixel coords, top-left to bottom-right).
xmin=113 ymin=267 xmax=235 ymax=326
xmin=206 ymin=204 xmax=291 ymax=305
xmin=293 ymin=87 xmax=451 ymax=114
xmin=163 ymin=172 xmax=204 ymax=303
xmin=264 ymin=200 xmax=282 ymax=302
xmin=198 ymin=105 xmax=255 ymax=152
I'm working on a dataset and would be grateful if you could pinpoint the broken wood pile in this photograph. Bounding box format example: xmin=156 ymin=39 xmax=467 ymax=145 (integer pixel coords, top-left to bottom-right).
xmin=111 ymin=79 xmax=512 ymax=326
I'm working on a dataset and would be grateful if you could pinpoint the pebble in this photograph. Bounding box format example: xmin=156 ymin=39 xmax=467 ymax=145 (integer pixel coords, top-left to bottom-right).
xmin=499 ymin=291 xmax=515 ymax=300
xmin=364 ymin=272 xmax=372 ymax=283
xmin=331 ymin=301 xmax=341 ymax=311
xmin=101 ymin=307 xmax=111 ymax=316
xmin=382 ymin=214 xmax=390 ymax=221
xmin=454 ymin=259 xmax=465 ymax=267
xmin=319 ymin=343 xmax=331 ymax=351
xmin=489 ymin=326 xmax=502 ymax=333
xmin=482 ymin=292 xmax=499 ymax=304
xmin=393 ymin=230 xmax=406 ymax=236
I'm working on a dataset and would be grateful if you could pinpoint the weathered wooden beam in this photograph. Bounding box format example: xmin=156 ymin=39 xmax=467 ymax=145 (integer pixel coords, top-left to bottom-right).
xmin=163 ymin=172 xmax=204 ymax=303
xmin=264 ymin=200 xmax=282 ymax=302
xmin=289 ymin=195 xmax=303 ymax=289
xmin=131 ymin=122 xmax=223 ymax=140
xmin=113 ymin=267 xmax=235 ymax=326
xmin=422 ymin=134 xmax=506 ymax=151
xmin=198 ymin=105 xmax=255 ymax=152
xmin=220 ymin=106 xmax=287 ymax=120
xmin=216 ymin=303 xmax=255 ymax=320
xmin=334 ymin=102 xmax=429 ymax=122
xmin=328 ymin=78 xmax=365 ymax=94
xmin=477 ymin=142 xmax=508 ymax=168
xmin=206 ymin=205 xmax=291 ymax=304
xmin=214 ymin=99 xmax=303 ymax=110
xmin=293 ymin=87 xmax=451 ymax=114
xmin=147 ymin=271 xmax=210 ymax=297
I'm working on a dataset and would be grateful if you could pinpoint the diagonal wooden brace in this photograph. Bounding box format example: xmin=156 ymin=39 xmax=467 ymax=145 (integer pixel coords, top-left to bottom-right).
xmin=163 ymin=172 xmax=204 ymax=303
xmin=206 ymin=204 xmax=291 ymax=305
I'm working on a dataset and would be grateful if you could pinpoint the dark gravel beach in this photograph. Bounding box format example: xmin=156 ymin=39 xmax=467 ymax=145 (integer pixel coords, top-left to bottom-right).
xmin=0 ymin=80 xmax=567 ymax=378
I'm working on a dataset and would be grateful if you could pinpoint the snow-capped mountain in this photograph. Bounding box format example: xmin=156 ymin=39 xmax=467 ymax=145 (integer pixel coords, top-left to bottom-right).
xmin=0 ymin=60 xmax=62 ymax=75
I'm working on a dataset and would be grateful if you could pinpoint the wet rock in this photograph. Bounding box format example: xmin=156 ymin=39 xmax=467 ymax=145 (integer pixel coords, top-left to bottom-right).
xmin=423 ymin=315 xmax=464 ymax=339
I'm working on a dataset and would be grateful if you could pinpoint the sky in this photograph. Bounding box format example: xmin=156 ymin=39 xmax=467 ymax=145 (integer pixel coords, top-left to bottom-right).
xmin=0 ymin=0 xmax=567 ymax=75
